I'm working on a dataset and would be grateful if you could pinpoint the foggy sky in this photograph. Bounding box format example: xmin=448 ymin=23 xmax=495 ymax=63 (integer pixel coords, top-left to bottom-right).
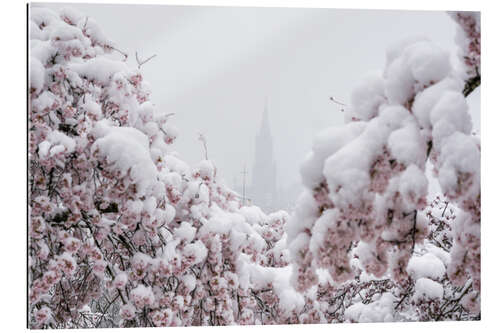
xmin=35 ymin=3 xmax=480 ymax=193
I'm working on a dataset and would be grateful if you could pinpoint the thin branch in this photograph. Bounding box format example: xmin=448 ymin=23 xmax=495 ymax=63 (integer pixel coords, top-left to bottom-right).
xmin=329 ymin=96 xmax=347 ymax=112
xmin=442 ymin=202 xmax=449 ymax=217
xmin=135 ymin=51 xmax=157 ymax=69
xmin=410 ymin=210 xmax=417 ymax=254
xmin=198 ymin=133 xmax=209 ymax=160
xmin=110 ymin=46 xmax=128 ymax=61
xmin=463 ymin=68 xmax=480 ymax=97
xmin=329 ymin=96 xmax=347 ymax=106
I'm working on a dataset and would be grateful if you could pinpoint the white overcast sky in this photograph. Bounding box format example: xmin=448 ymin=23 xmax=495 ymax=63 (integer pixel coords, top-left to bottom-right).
xmin=34 ymin=2 xmax=480 ymax=190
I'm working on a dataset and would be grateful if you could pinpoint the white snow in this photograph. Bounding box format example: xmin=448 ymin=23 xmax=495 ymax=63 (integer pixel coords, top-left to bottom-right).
xmin=58 ymin=6 xmax=85 ymax=26
xmin=407 ymin=252 xmax=446 ymax=280
xmin=238 ymin=206 xmax=267 ymax=225
xmin=240 ymin=258 xmax=305 ymax=315
xmin=384 ymin=38 xmax=450 ymax=105
xmin=413 ymin=277 xmax=443 ymax=300
xmin=175 ymin=222 xmax=197 ymax=242
xmin=181 ymin=274 xmax=197 ymax=292
xmin=300 ymin=121 xmax=366 ymax=189
xmin=69 ymin=58 xmax=128 ymax=85
xmin=29 ymin=57 xmax=45 ymax=94
xmin=91 ymin=120 xmax=159 ymax=196
xmin=48 ymin=130 xmax=76 ymax=153
xmin=183 ymin=240 xmax=207 ymax=264
xmin=32 ymin=91 xmax=57 ymax=112
xmin=438 ymin=132 xmax=480 ymax=197
xmin=348 ymin=72 xmax=386 ymax=121
xmin=430 ymin=91 xmax=472 ymax=150
xmin=387 ymin=122 xmax=426 ymax=166
xmin=398 ymin=164 xmax=428 ymax=208
xmin=412 ymin=77 xmax=463 ymax=130
xmin=345 ymin=292 xmax=395 ymax=322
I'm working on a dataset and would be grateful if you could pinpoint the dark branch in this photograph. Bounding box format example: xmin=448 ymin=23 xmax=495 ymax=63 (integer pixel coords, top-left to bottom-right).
xmin=463 ymin=74 xmax=480 ymax=97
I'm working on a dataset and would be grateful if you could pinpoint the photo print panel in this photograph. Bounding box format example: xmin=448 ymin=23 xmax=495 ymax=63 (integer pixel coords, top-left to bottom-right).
xmin=28 ymin=2 xmax=480 ymax=328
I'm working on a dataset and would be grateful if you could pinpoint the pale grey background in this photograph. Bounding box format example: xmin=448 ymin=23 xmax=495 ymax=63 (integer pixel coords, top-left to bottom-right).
xmin=33 ymin=3 xmax=480 ymax=207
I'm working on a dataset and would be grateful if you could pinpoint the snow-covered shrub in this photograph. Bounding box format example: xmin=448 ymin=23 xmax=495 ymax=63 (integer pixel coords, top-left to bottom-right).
xmin=286 ymin=10 xmax=480 ymax=317
xmin=28 ymin=6 xmax=296 ymax=328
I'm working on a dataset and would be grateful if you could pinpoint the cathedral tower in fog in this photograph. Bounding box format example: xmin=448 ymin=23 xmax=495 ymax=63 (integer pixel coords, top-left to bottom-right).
xmin=249 ymin=105 xmax=277 ymax=212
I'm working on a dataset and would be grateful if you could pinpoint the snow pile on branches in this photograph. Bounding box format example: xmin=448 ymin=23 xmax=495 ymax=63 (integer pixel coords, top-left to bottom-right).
xmin=286 ymin=10 xmax=480 ymax=318
xmin=449 ymin=12 xmax=480 ymax=81
xmin=28 ymin=7 xmax=297 ymax=328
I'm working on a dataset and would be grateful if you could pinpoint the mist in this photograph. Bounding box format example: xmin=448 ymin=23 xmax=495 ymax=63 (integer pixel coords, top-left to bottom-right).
xmin=35 ymin=3 xmax=479 ymax=210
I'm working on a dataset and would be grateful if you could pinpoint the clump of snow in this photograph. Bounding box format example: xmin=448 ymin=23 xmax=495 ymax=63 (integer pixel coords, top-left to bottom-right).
xmin=175 ymin=222 xmax=196 ymax=242
xmin=38 ymin=141 xmax=51 ymax=158
xmin=388 ymin=123 xmax=426 ymax=166
xmin=348 ymin=72 xmax=386 ymax=121
xmin=384 ymin=38 xmax=450 ymax=105
xmin=163 ymin=154 xmax=190 ymax=175
xmin=78 ymin=16 xmax=115 ymax=50
xmin=130 ymin=284 xmax=155 ymax=308
xmin=448 ymin=12 xmax=480 ymax=79
xmin=197 ymin=160 xmax=215 ymax=180
xmin=238 ymin=206 xmax=267 ymax=225
xmin=181 ymin=274 xmax=196 ymax=293
xmin=345 ymin=292 xmax=396 ymax=322
xmin=430 ymin=91 xmax=472 ymax=150
xmin=30 ymin=57 xmax=45 ymax=94
xmin=32 ymin=91 xmax=58 ymax=112
xmin=183 ymin=240 xmax=207 ymax=265
xmin=240 ymin=258 xmax=305 ymax=315
xmin=397 ymin=164 xmax=428 ymax=209
xmin=81 ymin=99 xmax=102 ymax=120
xmin=407 ymin=252 xmax=446 ymax=280
xmin=30 ymin=7 xmax=59 ymax=28
xmin=30 ymin=40 xmax=58 ymax=66
xmin=406 ymin=41 xmax=451 ymax=86
xmin=69 ymin=58 xmax=128 ymax=85
xmin=323 ymin=106 xmax=409 ymax=208
xmin=48 ymin=130 xmax=76 ymax=153
xmin=49 ymin=20 xmax=85 ymax=42
xmin=59 ymin=6 xmax=85 ymax=26
xmin=413 ymin=278 xmax=443 ymax=301
xmin=426 ymin=243 xmax=451 ymax=266
xmin=202 ymin=205 xmax=244 ymax=235
xmin=412 ymin=77 xmax=463 ymax=130
xmin=91 ymin=120 xmax=159 ymax=196
xmin=300 ymin=122 xmax=366 ymax=189
xmin=438 ymin=132 xmax=480 ymax=198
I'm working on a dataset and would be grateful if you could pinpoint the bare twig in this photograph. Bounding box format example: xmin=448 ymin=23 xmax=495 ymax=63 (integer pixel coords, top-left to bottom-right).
xmin=442 ymin=202 xmax=449 ymax=217
xmin=410 ymin=210 xmax=417 ymax=254
xmin=110 ymin=47 xmax=128 ymax=61
xmin=329 ymin=96 xmax=347 ymax=112
xmin=329 ymin=96 xmax=347 ymax=106
xmin=135 ymin=51 xmax=157 ymax=69
xmin=198 ymin=133 xmax=209 ymax=160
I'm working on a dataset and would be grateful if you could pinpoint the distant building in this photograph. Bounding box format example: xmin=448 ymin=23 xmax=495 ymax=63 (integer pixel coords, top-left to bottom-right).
xmin=249 ymin=107 xmax=278 ymax=212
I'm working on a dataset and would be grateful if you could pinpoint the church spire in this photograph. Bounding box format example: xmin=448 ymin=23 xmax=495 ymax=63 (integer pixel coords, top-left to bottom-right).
xmin=259 ymin=97 xmax=271 ymax=137
xmin=250 ymin=97 xmax=277 ymax=212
